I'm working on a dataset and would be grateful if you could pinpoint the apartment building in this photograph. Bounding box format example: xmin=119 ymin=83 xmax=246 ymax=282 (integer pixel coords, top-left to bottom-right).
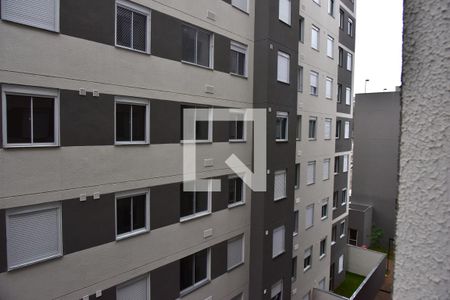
xmin=0 ymin=0 xmax=354 ymax=299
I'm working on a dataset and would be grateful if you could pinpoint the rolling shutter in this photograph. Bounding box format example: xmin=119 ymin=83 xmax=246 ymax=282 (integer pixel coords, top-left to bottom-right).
xmin=274 ymin=171 xmax=287 ymax=200
xmin=117 ymin=275 xmax=149 ymax=300
xmin=272 ymin=226 xmax=285 ymax=257
xmin=1 ymin=0 xmax=59 ymax=31
xmin=227 ymin=236 xmax=244 ymax=269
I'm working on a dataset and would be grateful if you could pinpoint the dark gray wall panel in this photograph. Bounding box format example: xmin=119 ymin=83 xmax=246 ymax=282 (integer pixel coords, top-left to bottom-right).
xmin=62 ymin=194 xmax=116 ymax=255
xmin=333 ymin=172 xmax=348 ymax=220
xmin=150 ymin=183 xmax=180 ymax=230
xmin=151 ymin=261 xmax=180 ymax=300
xmin=0 ymin=210 xmax=6 ymax=273
xmin=0 ymin=85 xmax=2 ymax=148
xmin=339 ymin=7 xmax=355 ymax=51
xmin=214 ymin=34 xmax=231 ymax=73
xmin=330 ymin=216 xmax=348 ymax=289
xmin=338 ymin=49 xmax=353 ymax=86
xmin=211 ymin=241 xmax=228 ymax=279
xmin=212 ymin=176 xmax=229 ymax=212
xmin=337 ymin=96 xmax=351 ymax=114
xmin=150 ymin=100 xmax=181 ymax=144
xmin=335 ymin=117 xmax=352 ymax=152
xmin=341 ymin=0 xmax=355 ymax=12
xmin=60 ymin=0 xmax=115 ymax=46
xmin=151 ymin=11 xmax=182 ymax=62
xmin=60 ymin=90 xmax=115 ymax=146
xmin=353 ymin=256 xmax=387 ymax=300
xmin=88 ymin=287 xmax=116 ymax=300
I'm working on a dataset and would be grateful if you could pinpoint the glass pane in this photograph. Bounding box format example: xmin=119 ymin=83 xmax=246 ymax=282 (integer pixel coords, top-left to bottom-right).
xmin=33 ymin=97 xmax=54 ymax=143
xmin=281 ymin=118 xmax=287 ymax=139
xmin=117 ymin=197 xmax=132 ymax=235
xmin=116 ymin=104 xmax=131 ymax=142
xmin=230 ymin=50 xmax=239 ymax=74
xmin=228 ymin=179 xmax=236 ymax=204
xmin=132 ymin=194 xmax=146 ymax=230
xmin=180 ymin=255 xmax=194 ymax=290
xmin=229 ymin=120 xmax=237 ymax=140
xmin=117 ymin=6 xmax=132 ymax=48
xmin=237 ymin=52 xmax=246 ymax=75
xmin=236 ymin=120 xmax=244 ymax=139
xmin=180 ymin=191 xmax=194 ymax=217
xmin=276 ymin=118 xmax=282 ymax=139
xmin=6 ymin=95 xmax=31 ymax=144
xmin=182 ymin=26 xmax=196 ymax=63
xmin=196 ymin=120 xmax=209 ymax=140
xmin=195 ymin=192 xmax=208 ymax=213
xmin=235 ymin=178 xmax=243 ymax=202
xmin=196 ymin=30 xmax=210 ymax=67
xmin=132 ymin=105 xmax=146 ymax=141
xmin=194 ymin=249 xmax=208 ymax=283
xmin=132 ymin=12 xmax=147 ymax=51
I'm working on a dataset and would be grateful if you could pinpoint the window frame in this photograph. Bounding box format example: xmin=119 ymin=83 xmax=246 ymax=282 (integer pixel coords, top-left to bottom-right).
xmin=337 ymin=84 xmax=343 ymax=103
xmin=227 ymin=234 xmax=245 ymax=271
xmin=296 ymin=115 xmax=302 ymax=140
xmin=228 ymin=174 xmax=246 ymax=208
xmin=303 ymin=246 xmax=312 ymax=272
xmin=231 ymin=0 xmax=249 ymax=13
xmin=278 ymin=0 xmax=292 ymax=25
xmin=324 ymin=118 xmax=332 ymax=140
xmin=311 ymin=25 xmax=320 ymax=51
xmin=271 ymin=280 xmax=283 ymax=300
xmin=308 ymin=116 xmax=317 ymax=140
xmin=274 ymin=169 xmax=287 ymax=201
xmin=116 ymin=274 xmax=151 ymax=300
xmin=325 ymin=77 xmax=333 ymax=100
xmin=310 ymin=71 xmax=319 ymax=96
xmin=181 ymin=24 xmax=214 ymax=69
xmin=2 ymin=84 xmax=60 ymax=148
xmin=326 ymin=36 xmax=334 ymax=58
xmin=336 ymin=120 xmax=341 ymax=139
xmin=180 ymin=180 xmax=213 ymax=222
xmin=229 ymin=109 xmax=246 ymax=142
xmin=338 ymin=254 xmax=344 ymax=273
xmin=347 ymin=18 xmax=353 ymax=36
xmin=114 ymin=97 xmax=150 ymax=145
xmin=333 ymin=191 xmax=338 ymax=210
xmin=307 ymin=161 xmax=316 ymax=185
xmin=277 ymin=51 xmax=291 ymax=84
xmin=5 ymin=202 xmax=63 ymax=270
xmin=340 ymin=220 xmax=346 ymax=238
xmin=115 ymin=188 xmax=150 ymax=240
xmin=331 ymin=225 xmax=337 ymax=245
xmin=347 ymin=52 xmax=353 ymax=71
xmin=275 ymin=111 xmax=289 ymax=142
xmin=319 ymin=237 xmax=327 ymax=259
xmin=345 ymin=87 xmax=352 ymax=105
xmin=299 ymin=17 xmax=305 ymax=43
xmin=181 ymin=106 xmax=214 ymax=143
xmin=230 ymin=41 xmax=248 ymax=77
xmin=339 ymin=9 xmax=344 ymax=29
xmin=341 ymin=188 xmax=348 ymax=206
xmin=321 ymin=199 xmax=329 ymax=219
xmin=115 ymin=0 xmax=151 ymax=54
xmin=328 ymin=0 xmax=334 ymax=16
xmin=179 ymin=248 xmax=211 ymax=296
xmin=344 ymin=121 xmax=350 ymax=139
xmin=272 ymin=225 xmax=286 ymax=258
xmin=343 ymin=154 xmax=349 ymax=172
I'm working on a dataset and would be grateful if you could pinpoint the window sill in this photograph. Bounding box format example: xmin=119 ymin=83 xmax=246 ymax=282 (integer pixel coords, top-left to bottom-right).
xmin=181 ymin=60 xmax=213 ymax=71
xmin=308 ymin=138 xmax=317 ymax=141
xmin=228 ymin=201 xmax=245 ymax=209
xmin=230 ymin=72 xmax=248 ymax=79
xmin=115 ymin=141 xmax=149 ymax=146
xmin=272 ymin=251 xmax=285 ymax=259
xmin=332 ymin=207 xmax=337 ymax=211
xmin=306 ymin=183 xmax=315 ymax=186
xmin=7 ymin=253 xmax=62 ymax=271
xmin=340 ymin=234 xmax=345 ymax=239
xmin=231 ymin=5 xmax=250 ymax=15
xmin=229 ymin=139 xmax=246 ymax=143
xmin=303 ymin=265 xmax=311 ymax=273
xmin=305 ymin=225 xmax=313 ymax=230
xmin=331 ymin=241 xmax=336 ymax=246
xmin=293 ymin=232 xmax=299 ymax=237
xmin=341 ymin=203 xmax=347 ymax=206
xmin=3 ymin=143 xmax=59 ymax=149
xmin=310 ymin=93 xmax=319 ymax=97
xmin=321 ymin=216 xmax=328 ymax=221
xmin=277 ymin=80 xmax=291 ymax=85
xmin=274 ymin=197 xmax=286 ymax=202
xmin=180 ymin=279 xmax=210 ymax=298
xmin=278 ymin=19 xmax=292 ymax=27
xmin=180 ymin=140 xmax=213 ymax=144
xmin=115 ymin=44 xmax=150 ymax=55
xmin=180 ymin=211 xmax=211 ymax=223
xmin=227 ymin=261 xmax=244 ymax=272
xmin=276 ymin=139 xmax=289 ymax=143
xmin=320 ymin=254 xmax=326 ymax=260
xmin=116 ymin=228 xmax=149 ymax=241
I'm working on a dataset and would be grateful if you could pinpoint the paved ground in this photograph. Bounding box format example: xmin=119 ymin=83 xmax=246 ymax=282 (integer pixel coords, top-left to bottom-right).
xmin=374 ymin=258 xmax=394 ymax=300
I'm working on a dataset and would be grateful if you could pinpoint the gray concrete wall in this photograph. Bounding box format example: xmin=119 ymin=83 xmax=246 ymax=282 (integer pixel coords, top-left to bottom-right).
xmin=352 ymin=92 xmax=400 ymax=247
xmin=394 ymin=0 xmax=450 ymax=299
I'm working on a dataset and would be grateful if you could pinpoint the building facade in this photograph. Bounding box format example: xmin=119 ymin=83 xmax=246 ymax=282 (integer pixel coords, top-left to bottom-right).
xmin=0 ymin=0 xmax=354 ymax=299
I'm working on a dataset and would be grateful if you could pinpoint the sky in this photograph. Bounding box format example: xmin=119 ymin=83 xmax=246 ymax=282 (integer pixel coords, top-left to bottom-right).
xmin=354 ymin=0 xmax=403 ymax=94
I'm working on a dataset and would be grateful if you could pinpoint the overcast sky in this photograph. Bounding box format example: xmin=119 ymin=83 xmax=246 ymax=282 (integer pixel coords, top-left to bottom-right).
xmin=354 ymin=0 xmax=403 ymax=94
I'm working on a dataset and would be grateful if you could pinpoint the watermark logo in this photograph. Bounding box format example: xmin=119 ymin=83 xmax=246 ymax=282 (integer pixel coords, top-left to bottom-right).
xmin=182 ymin=108 xmax=267 ymax=192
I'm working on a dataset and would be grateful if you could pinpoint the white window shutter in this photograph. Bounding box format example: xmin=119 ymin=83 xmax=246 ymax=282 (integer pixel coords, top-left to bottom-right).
xmin=338 ymin=255 xmax=344 ymax=273
xmin=2 ymin=0 xmax=59 ymax=32
xmin=310 ymin=72 xmax=318 ymax=88
xmin=346 ymin=87 xmax=351 ymax=105
xmin=306 ymin=205 xmax=314 ymax=227
xmin=307 ymin=162 xmax=315 ymax=184
xmin=279 ymin=0 xmax=291 ymax=24
xmin=311 ymin=27 xmax=319 ymax=49
xmin=271 ymin=281 xmax=283 ymax=298
xmin=117 ymin=275 xmax=149 ymax=300
xmin=277 ymin=52 xmax=290 ymax=83
xmin=232 ymin=0 xmax=247 ymax=11
xmin=274 ymin=171 xmax=287 ymax=200
xmin=326 ymin=79 xmax=332 ymax=99
xmin=227 ymin=236 xmax=244 ymax=269
xmin=6 ymin=203 xmax=61 ymax=269
xmin=343 ymin=155 xmax=349 ymax=172
xmin=327 ymin=37 xmax=333 ymax=57
xmin=323 ymin=159 xmax=330 ymax=180
xmin=272 ymin=226 xmax=285 ymax=257
xmin=344 ymin=121 xmax=350 ymax=139
xmin=304 ymin=247 xmax=312 ymax=258
xmin=324 ymin=119 xmax=332 ymax=139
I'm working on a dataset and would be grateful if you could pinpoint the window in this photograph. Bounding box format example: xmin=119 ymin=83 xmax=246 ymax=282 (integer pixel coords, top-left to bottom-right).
xmin=304 ymin=246 xmax=312 ymax=271
xmin=346 ymin=87 xmax=352 ymax=105
xmin=341 ymin=189 xmax=347 ymax=206
xmin=323 ymin=159 xmax=330 ymax=180
xmin=325 ymin=77 xmax=333 ymax=99
xmin=319 ymin=277 xmax=326 ymax=289
xmin=2 ymin=85 xmax=59 ymax=148
xmin=182 ymin=25 xmax=213 ymax=68
xmin=340 ymin=221 xmax=346 ymax=238
xmin=344 ymin=121 xmax=350 ymax=139
xmin=310 ymin=71 xmax=319 ymax=96
xmin=180 ymin=182 xmax=212 ymax=220
xmin=333 ymin=191 xmax=338 ymax=209
xmin=181 ymin=106 xmax=213 ymax=142
xmin=320 ymin=238 xmax=327 ymax=258
xmin=116 ymin=189 xmax=149 ymax=239
xmin=116 ymin=1 xmax=150 ymax=53
xmin=6 ymin=202 xmax=62 ymax=270
xmin=331 ymin=225 xmax=337 ymax=244
xmin=321 ymin=199 xmax=328 ymax=219
xmin=335 ymin=120 xmax=341 ymax=139
xmin=277 ymin=51 xmax=290 ymax=83
xmin=307 ymin=161 xmax=316 ymax=185
xmin=180 ymin=249 xmax=209 ymax=294
xmin=272 ymin=226 xmax=286 ymax=258
xmin=305 ymin=204 xmax=314 ymax=229
xmin=293 ymin=211 xmax=299 ymax=236
xmin=337 ymin=84 xmax=343 ymax=103
xmin=298 ymin=66 xmax=304 ymax=92
xmin=274 ymin=170 xmax=287 ymax=201
xmin=291 ymin=257 xmax=298 ymax=282
xmin=296 ymin=115 xmax=302 ymax=140
xmin=276 ymin=112 xmax=289 ymax=141
xmin=338 ymin=254 xmax=344 ymax=273
xmin=278 ymin=0 xmax=291 ymax=25
xmin=324 ymin=118 xmax=332 ymax=140
xmin=303 ymin=291 xmax=311 ymax=300
xmin=338 ymin=47 xmax=344 ymax=67
xmin=347 ymin=53 xmax=353 ymax=71
xmin=295 ymin=163 xmax=301 ymax=189
xmin=311 ymin=25 xmax=320 ymax=50
xmin=115 ymin=98 xmax=150 ymax=144
xmin=334 ymin=156 xmax=340 ymax=174
xmin=308 ymin=117 xmax=317 ymax=140
xmin=328 ymin=0 xmax=335 ymax=16
xmin=327 ymin=36 xmax=334 ymax=58
xmin=1 ymin=0 xmax=59 ymax=31
xmin=299 ymin=17 xmax=305 ymax=42
xmin=227 ymin=235 xmax=244 ymax=270
xmin=229 ymin=110 xmax=245 ymax=141
xmin=228 ymin=176 xmax=245 ymax=207
xmin=117 ymin=274 xmax=150 ymax=300
xmin=349 ymin=229 xmax=358 ymax=246
xmin=343 ymin=154 xmax=349 ymax=172
xmin=230 ymin=42 xmax=248 ymax=77
xmin=312 ymin=0 xmax=320 ymax=5
xmin=339 ymin=10 xmax=344 ymax=29
xmin=231 ymin=0 xmax=248 ymax=12
xmin=271 ymin=280 xmax=283 ymax=300
xmin=347 ymin=18 xmax=353 ymax=36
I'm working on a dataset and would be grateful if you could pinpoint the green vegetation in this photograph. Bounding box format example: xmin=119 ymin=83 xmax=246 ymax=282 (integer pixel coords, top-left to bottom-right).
xmin=370 ymin=225 xmax=384 ymax=249
xmin=334 ymin=272 xmax=366 ymax=298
